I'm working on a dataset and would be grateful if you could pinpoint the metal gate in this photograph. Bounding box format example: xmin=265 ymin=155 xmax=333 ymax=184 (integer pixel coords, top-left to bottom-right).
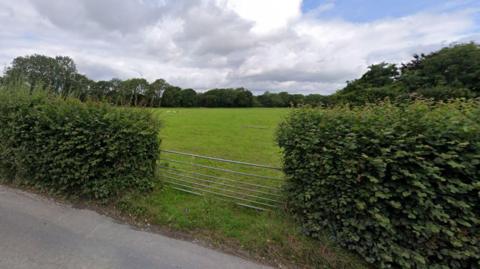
xmin=158 ymin=149 xmax=284 ymax=211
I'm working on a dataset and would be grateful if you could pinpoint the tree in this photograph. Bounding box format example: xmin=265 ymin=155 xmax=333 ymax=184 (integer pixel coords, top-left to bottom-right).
xmin=147 ymin=79 xmax=170 ymax=107
xmin=53 ymin=56 xmax=77 ymax=97
xmin=3 ymin=54 xmax=78 ymax=95
xmin=234 ymin=88 xmax=253 ymax=107
xmin=121 ymin=78 xmax=149 ymax=106
xmin=341 ymin=62 xmax=399 ymax=94
xmin=4 ymin=54 xmax=56 ymax=92
xmin=90 ymin=80 xmax=112 ymax=102
xmin=305 ymin=94 xmax=330 ymax=106
xmin=257 ymin=91 xmax=287 ymax=107
xmin=161 ymin=86 xmax=182 ymax=107
xmin=70 ymin=73 xmax=93 ymax=101
xmin=400 ymin=43 xmax=480 ymax=93
xmin=107 ymin=78 xmax=123 ymax=105
xmin=179 ymin=89 xmax=197 ymax=107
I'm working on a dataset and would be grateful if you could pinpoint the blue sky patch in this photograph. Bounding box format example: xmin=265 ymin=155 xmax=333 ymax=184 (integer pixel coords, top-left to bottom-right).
xmin=302 ymin=0 xmax=480 ymax=23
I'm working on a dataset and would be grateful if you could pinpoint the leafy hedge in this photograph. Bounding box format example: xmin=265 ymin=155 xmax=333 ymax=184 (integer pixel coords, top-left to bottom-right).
xmin=415 ymin=87 xmax=476 ymax=101
xmin=277 ymin=100 xmax=480 ymax=268
xmin=0 ymin=90 xmax=160 ymax=199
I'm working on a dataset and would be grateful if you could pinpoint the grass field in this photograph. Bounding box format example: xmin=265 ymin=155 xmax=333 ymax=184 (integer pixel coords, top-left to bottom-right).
xmin=122 ymin=108 xmax=368 ymax=269
xmin=152 ymin=108 xmax=289 ymax=165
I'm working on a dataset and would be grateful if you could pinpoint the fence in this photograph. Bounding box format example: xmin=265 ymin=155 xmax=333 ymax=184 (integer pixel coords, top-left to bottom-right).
xmin=158 ymin=149 xmax=284 ymax=211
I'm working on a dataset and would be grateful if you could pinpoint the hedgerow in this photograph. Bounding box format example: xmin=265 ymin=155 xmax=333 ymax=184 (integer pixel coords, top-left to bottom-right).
xmin=277 ymin=100 xmax=480 ymax=268
xmin=0 ymin=90 xmax=160 ymax=199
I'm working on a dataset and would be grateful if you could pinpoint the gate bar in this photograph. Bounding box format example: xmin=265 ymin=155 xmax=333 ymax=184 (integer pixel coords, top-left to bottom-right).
xmin=160 ymin=158 xmax=283 ymax=181
xmin=161 ymin=149 xmax=281 ymax=170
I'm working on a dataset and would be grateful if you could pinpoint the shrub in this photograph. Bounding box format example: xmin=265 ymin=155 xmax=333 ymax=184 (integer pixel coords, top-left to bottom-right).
xmin=415 ymin=86 xmax=476 ymax=101
xmin=332 ymin=86 xmax=405 ymax=106
xmin=0 ymin=90 xmax=160 ymax=199
xmin=277 ymin=100 xmax=480 ymax=268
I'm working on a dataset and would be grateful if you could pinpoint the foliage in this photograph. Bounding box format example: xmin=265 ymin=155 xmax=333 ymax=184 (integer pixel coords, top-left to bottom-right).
xmin=342 ymin=62 xmax=399 ymax=94
xmin=0 ymin=89 xmax=160 ymax=199
xmin=179 ymin=88 xmax=197 ymax=107
xmin=256 ymin=91 xmax=322 ymax=107
xmin=332 ymin=85 xmax=404 ymax=106
xmin=400 ymin=43 xmax=480 ymax=93
xmin=161 ymin=86 xmax=182 ymax=107
xmin=333 ymin=43 xmax=480 ymax=105
xmin=415 ymin=86 xmax=476 ymax=101
xmin=277 ymin=100 xmax=480 ymax=268
xmin=197 ymin=88 xmax=253 ymax=107
xmin=3 ymin=54 xmax=78 ymax=96
xmin=1 ymin=43 xmax=479 ymax=109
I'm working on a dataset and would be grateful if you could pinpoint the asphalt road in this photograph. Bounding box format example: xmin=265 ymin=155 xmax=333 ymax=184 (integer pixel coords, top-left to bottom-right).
xmin=0 ymin=185 xmax=271 ymax=269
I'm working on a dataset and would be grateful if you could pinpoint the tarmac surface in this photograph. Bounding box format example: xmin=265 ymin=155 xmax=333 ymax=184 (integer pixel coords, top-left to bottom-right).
xmin=0 ymin=185 xmax=271 ymax=269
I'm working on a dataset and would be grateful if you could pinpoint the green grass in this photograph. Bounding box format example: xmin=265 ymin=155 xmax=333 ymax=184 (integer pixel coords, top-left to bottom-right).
xmin=153 ymin=108 xmax=288 ymax=165
xmin=122 ymin=108 xmax=369 ymax=268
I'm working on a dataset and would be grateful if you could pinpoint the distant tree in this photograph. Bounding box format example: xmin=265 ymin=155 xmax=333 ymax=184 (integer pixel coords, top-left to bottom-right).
xmin=197 ymin=88 xmax=254 ymax=107
xmin=90 ymin=80 xmax=112 ymax=102
xmin=53 ymin=56 xmax=77 ymax=97
xmin=257 ymin=91 xmax=287 ymax=107
xmin=147 ymin=79 xmax=170 ymax=107
xmin=3 ymin=54 xmax=78 ymax=95
xmin=119 ymin=78 xmax=149 ymax=106
xmin=70 ymin=73 xmax=93 ymax=101
xmin=278 ymin=92 xmax=290 ymax=106
xmin=290 ymin=94 xmax=305 ymax=106
xmin=105 ymin=78 xmax=122 ymax=104
xmin=234 ymin=88 xmax=253 ymax=107
xmin=305 ymin=94 xmax=331 ymax=106
xmin=198 ymin=94 xmax=218 ymax=107
xmin=161 ymin=86 xmax=182 ymax=107
xmin=179 ymin=88 xmax=197 ymax=107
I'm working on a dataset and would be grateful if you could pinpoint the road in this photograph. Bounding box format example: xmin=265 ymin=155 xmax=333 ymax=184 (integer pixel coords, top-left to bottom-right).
xmin=0 ymin=185 xmax=272 ymax=269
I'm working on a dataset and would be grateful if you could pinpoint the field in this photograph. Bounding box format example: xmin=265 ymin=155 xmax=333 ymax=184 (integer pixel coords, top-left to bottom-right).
xmin=153 ymin=108 xmax=289 ymax=165
xmin=121 ymin=108 xmax=368 ymax=269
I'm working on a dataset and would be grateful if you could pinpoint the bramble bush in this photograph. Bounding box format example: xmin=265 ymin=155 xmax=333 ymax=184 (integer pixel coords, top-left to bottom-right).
xmin=0 ymin=89 xmax=160 ymax=199
xmin=277 ymin=100 xmax=480 ymax=268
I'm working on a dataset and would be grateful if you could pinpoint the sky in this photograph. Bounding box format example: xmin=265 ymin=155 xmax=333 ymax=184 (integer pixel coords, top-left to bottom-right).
xmin=0 ymin=0 xmax=479 ymax=94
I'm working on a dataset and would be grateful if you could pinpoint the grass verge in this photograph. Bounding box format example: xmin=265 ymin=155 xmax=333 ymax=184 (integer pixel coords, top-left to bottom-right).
xmin=119 ymin=184 xmax=370 ymax=269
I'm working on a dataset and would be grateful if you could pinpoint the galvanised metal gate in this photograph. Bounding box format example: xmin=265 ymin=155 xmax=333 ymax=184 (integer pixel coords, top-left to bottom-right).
xmin=158 ymin=149 xmax=284 ymax=211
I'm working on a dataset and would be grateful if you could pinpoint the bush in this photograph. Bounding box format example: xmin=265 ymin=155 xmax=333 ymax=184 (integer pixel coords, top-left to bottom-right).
xmin=332 ymin=86 xmax=405 ymax=106
xmin=277 ymin=100 xmax=480 ymax=268
xmin=415 ymin=86 xmax=476 ymax=101
xmin=0 ymin=90 xmax=160 ymax=199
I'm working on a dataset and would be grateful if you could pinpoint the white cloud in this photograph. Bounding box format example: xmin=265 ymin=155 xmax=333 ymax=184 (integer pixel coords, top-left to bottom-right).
xmin=219 ymin=0 xmax=302 ymax=33
xmin=0 ymin=0 xmax=478 ymax=94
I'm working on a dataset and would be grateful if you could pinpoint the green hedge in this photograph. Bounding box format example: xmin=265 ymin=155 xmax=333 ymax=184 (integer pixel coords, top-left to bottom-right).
xmin=415 ymin=87 xmax=476 ymax=101
xmin=0 ymin=90 xmax=160 ymax=199
xmin=277 ymin=100 xmax=480 ymax=268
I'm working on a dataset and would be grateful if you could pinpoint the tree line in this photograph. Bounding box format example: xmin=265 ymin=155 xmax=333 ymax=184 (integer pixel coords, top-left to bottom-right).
xmin=330 ymin=42 xmax=480 ymax=105
xmin=1 ymin=42 xmax=479 ymax=107
xmin=0 ymin=55 xmax=326 ymax=107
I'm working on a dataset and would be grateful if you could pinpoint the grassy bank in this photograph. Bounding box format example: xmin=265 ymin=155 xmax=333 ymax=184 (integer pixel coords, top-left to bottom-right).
xmin=122 ymin=186 xmax=368 ymax=268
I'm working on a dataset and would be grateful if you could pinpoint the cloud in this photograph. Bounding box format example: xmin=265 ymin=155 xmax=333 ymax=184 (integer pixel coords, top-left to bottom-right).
xmin=0 ymin=0 xmax=478 ymax=94
xmin=218 ymin=0 xmax=302 ymax=33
